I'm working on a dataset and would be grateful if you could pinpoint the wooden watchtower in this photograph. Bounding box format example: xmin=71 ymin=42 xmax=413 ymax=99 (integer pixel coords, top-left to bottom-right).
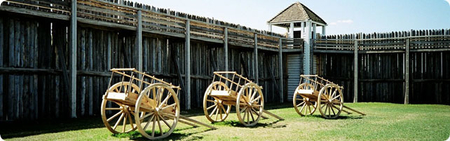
xmin=268 ymin=2 xmax=327 ymax=101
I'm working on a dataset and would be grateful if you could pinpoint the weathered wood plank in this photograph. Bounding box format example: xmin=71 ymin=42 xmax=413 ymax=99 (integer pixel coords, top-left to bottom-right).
xmin=405 ymin=39 xmax=410 ymax=104
xmin=0 ymin=17 xmax=3 ymax=120
xmin=185 ymin=20 xmax=191 ymax=110
xmin=88 ymin=29 xmax=93 ymax=116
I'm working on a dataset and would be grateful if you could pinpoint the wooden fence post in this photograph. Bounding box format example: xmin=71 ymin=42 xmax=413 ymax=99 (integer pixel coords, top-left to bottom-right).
xmin=185 ymin=20 xmax=191 ymax=110
xmin=404 ymin=39 xmax=410 ymax=104
xmin=70 ymin=0 xmax=77 ymax=118
xmin=137 ymin=10 xmax=142 ymax=72
xmin=353 ymin=40 xmax=358 ymax=103
xmin=224 ymin=27 xmax=228 ymax=71
xmin=279 ymin=38 xmax=283 ymax=103
xmin=254 ymin=33 xmax=259 ymax=84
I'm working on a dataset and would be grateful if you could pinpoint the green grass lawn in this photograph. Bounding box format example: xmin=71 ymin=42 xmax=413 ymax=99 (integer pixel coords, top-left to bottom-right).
xmin=1 ymin=103 xmax=450 ymax=141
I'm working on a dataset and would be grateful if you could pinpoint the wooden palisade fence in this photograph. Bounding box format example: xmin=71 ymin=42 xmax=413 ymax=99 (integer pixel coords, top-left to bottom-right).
xmin=314 ymin=30 xmax=450 ymax=104
xmin=0 ymin=0 xmax=289 ymax=121
xmin=0 ymin=0 xmax=449 ymax=122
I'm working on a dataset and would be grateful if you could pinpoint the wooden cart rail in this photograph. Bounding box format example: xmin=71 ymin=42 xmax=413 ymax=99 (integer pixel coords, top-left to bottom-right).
xmin=109 ymin=68 xmax=181 ymax=90
xmin=212 ymin=71 xmax=262 ymax=93
xmin=299 ymin=75 xmax=342 ymax=91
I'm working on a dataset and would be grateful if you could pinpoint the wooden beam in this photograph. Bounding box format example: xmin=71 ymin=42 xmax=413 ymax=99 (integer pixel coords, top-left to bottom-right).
xmin=185 ymin=20 xmax=191 ymax=110
xmin=107 ymin=33 xmax=111 ymax=70
xmin=353 ymin=40 xmax=358 ymax=103
xmin=303 ymin=21 xmax=311 ymax=75
xmin=0 ymin=17 xmax=3 ymax=119
xmin=278 ymin=38 xmax=283 ymax=103
xmin=254 ymin=33 xmax=259 ymax=84
xmin=224 ymin=27 xmax=228 ymax=71
xmin=0 ymin=6 xmax=70 ymax=20
xmin=137 ymin=10 xmax=142 ymax=71
xmin=70 ymin=0 xmax=77 ymax=118
xmin=404 ymin=39 xmax=410 ymax=104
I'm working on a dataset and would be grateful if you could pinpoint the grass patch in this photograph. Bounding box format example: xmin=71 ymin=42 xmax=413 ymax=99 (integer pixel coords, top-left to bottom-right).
xmin=1 ymin=103 xmax=450 ymax=140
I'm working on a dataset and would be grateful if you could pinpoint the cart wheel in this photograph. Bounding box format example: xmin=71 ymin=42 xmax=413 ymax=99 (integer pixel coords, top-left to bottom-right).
xmin=134 ymin=83 xmax=180 ymax=140
xmin=293 ymin=83 xmax=317 ymax=116
xmin=101 ymin=82 xmax=140 ymax=134
xmin=317 ymin=84 xmax=344 ymax=119
xmin=203 ymin=81 xmax=232 ymax=123
xmin=236 ymin=83 xmax=264 ymax=126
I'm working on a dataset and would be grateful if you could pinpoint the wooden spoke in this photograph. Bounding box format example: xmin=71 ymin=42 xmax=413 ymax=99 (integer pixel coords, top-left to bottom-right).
xmin=140 ymin=112 xmax=154 ymax=121
xmin=156 ymin=116 xmax=163 ymax=136
xmin=220 ymin=104 xmax=226 ymax=115
xmin=113 ymin=113 xmax=124 ymax=130
xmin=219 ymin=104 xmax=223 ymax=120
xmin=250 ymin=89 xmax=257 ymax=101
xmin=331 ymin=104 xmax=336 ymax=116
xmin=159 ymin=94 xmax=171 ymax=109
xmin=206 ymin=104 xmax=216 ymax=110
xmin=249 ymin=108 xmax=255 ymax=122
xmin=214 ymin=105 xmax=220 ymax=121
xmin=107 ymin=111 xmax=123 ymax=122
xmin=161 ymin=103 xmax=176 ymax=111
xmin=143 ymin=115 xmax=154 ymax=131
xmin=250 ymin=95 xmax=261 ymax=103
xmin=105 ymin=107 xmax=122 ymax=111
xmin=158 ymin=114 xmax=170 ymax=128
xmin=127 ymin=112 xmax=134 ymax=131
xmin=122 ymin=113 xmax=127 ymax=132
xmin=209 ymin=106 xmax=218 ymax=117
xmin=151 ymin=115 xmax=156 ymax=137
xmin=296 ymin=101 xmax=305 ymax=108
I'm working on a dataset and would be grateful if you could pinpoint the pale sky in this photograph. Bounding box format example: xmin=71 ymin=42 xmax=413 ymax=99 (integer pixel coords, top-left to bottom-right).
xmin=135 ymin=0 xmax=450 ymax=35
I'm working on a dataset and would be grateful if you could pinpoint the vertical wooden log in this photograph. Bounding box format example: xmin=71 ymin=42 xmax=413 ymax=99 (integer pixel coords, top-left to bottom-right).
xmin=354 ymin=40 xmax=358 ymax=103
xmin=8 ymin=19 xmax=15 ymax=120
xmin=136 ymin=10 xmax=142 ymax=71
xmin=0 ymin=17 xmax=3 ymax=119
xmin=254 ymin=34 xmax=259 ymax=84
xmin=405 ymin=39 xmax=410 ymax=104
xmin=107 ymin=33 xmax=111 ymax=70
xmin=224 ymin=27 xmax=228 ymax=71
xmin=185 ymin=20 xmax=191 ymax=110
xmin=279 ymin=38 xmax=283 ymax=103
xmin=80 ymin=29 xmax=86 ymax=116
xmin=31 ymin=21 xmax=38 ymax=119
xmin=88 ymin=30 xmax=93 ymax=115
xmin=15 ymin=19 xmax=20 ymax=119
xmin=70 ymin=0 xmax=78 ymax=118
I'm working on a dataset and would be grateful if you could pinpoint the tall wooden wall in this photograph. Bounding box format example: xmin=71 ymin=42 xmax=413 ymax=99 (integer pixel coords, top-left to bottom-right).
xmin=0 ymin=14 xmax=283 ymax=121
xmin=316 ymin=30 xmax=450 ymax=104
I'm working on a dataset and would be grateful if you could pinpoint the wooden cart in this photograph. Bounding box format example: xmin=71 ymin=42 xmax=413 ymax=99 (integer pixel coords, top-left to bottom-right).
xmin=203 ymin=71 xmax=283 ymax=126
xmin=101 ymin=68 xmax=215 ymax=140
xmin=293 ymin=75 xmax=365 ymax=118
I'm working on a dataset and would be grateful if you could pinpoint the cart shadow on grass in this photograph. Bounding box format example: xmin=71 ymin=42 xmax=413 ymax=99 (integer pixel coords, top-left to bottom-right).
xmin=0 ymin=117 xmax=106 ymax=139
xmin=113 ymin=126 xmax=214 ymax=140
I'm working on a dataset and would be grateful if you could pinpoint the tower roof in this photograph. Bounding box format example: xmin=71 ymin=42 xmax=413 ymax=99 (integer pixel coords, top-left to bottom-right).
xmin=268 ymin=2 xmax=327 ymax=26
